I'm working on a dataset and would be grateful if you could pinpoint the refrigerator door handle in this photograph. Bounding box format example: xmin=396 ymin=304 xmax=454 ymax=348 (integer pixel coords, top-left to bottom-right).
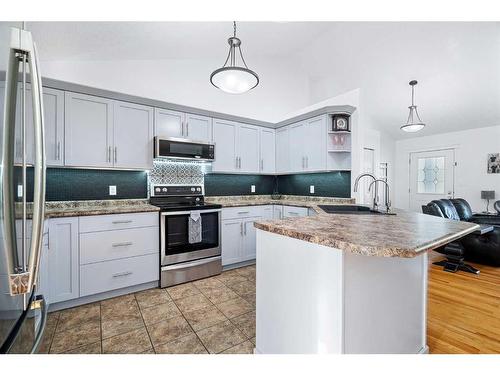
xmin=29 ymin=295 xmax=48 ymax=354
xmin=2 ymin=28 xmax=46 ymax=296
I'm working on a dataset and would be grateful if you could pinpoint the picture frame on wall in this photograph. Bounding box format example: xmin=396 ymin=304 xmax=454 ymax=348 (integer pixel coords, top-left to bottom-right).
xmin=487 ymin=153 xmax=500 ymax=173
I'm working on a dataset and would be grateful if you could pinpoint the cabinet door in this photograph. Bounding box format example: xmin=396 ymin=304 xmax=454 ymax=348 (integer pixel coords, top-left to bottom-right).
xmin=155 ymin=108 xmax=184 ymax=138
xmin=261 ymin=205 xmax=274 ymax=219
xmin=304 ymin=115 xmax=327 ymax=171
xmin=113 ymin=101 xmax=153 ymax=169
xmin=185 ymin=113 xmax=212 ymax=142
xmin=273 ymin=205 xmax=283 ymax=220
xmin=222 ymin=219 xmax=242 ymax=266
xmin=242 ymin=218 xmax=259 ymax=261
xmin=48 ymin=217 xmax=79 ymax=304
xmin=260 ymin=128 xmax=275 ymax=174
xmin=238 ymin=124 xmax=259 ymax=173
xmin=65 ymin=92 xmax=114 ymax=168
xmin=1 ymin=84 xmax=64 ymax=166
xmin=212 ymin=119 xmax=238 ymax=172
xmin=288 ymin=122 xmax=305 ymax=172
xmin=275 ymin=127 xmax=289 ymax=173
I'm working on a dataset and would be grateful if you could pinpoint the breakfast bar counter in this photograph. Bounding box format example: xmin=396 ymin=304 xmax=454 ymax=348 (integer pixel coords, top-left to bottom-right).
xmin=253 ymin=207 xmax=479 ymax=354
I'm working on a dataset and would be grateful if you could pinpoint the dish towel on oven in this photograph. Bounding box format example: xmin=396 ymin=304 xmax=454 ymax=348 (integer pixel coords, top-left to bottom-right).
xmin=188 ymin=211 xmax=202 ymax=244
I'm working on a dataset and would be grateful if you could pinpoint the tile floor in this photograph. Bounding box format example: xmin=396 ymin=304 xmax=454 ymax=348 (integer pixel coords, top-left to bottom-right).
xmin=39 ymin=265 xmax=256 ymax=354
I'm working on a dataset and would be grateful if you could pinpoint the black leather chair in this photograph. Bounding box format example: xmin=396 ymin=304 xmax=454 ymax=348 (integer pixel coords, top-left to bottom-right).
xmin=422 ymin=198 xmax=500 ymax=273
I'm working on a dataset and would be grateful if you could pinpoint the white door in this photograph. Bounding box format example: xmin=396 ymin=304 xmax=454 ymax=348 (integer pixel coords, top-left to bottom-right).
xmin=113 ymin=101 xmax=153 ymax=169
xmin=155 ymin=108 xmax=184 ymax=138
xmin=260 ymin=128 xmax=275 ymax=173
xmin=288 ymin=122 xmax=305 ymax=172
xmin=64 ymin=92 xmax=114 ymax=168
xmin=222 ymin=219 xmax=242 ymax=266
xmin=48 ymin=217 xmax=79 ymax=303
xmin=361 ymin=148 xmax=375 ymax=205
xmin=409 ymin=149 xmax=455 ymax=212
xmin=185 ymin=113 xmax=212 ymax=142
xmin=242 ymin=218 xmax=258 ymax=261
xmin=212 ymin=119 xmax=238 ymax=172
xmin=304 ymin=115 xmax=326 ymax=171
xmin=275 ymin=127 xmax=289 ymax=173
xmin=238 ymin=124 xmax=259 ymax=173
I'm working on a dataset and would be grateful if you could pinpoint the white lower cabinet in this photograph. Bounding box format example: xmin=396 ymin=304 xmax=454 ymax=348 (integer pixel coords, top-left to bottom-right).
xmin=283 ymin=206 xmax=309 ymax=218
xmin=273 ymin=205 xmax=283 ymax=219
xmin=80 ymin=253 xmax=158 ymax=297
xmin=261 ymin=205 xmax=274 ymax=219
xmin=48 ymin=217 xmax=79 ymax=304
xmin=221 ymin=208 xmax=262 ymax=266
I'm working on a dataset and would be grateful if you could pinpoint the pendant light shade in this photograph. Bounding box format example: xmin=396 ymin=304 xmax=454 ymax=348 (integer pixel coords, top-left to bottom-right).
xmin=210 ymin=22 xmax=259 ymax=94
xmin=401 ymin=80 xmax=426 ymax=133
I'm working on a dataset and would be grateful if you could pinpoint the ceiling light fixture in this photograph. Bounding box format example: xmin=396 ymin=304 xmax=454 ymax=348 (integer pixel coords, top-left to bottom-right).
xmin=401 ymin=80 xmax=426 ymax=133
xmin=210 ymin=21 xmax=259 ymax=94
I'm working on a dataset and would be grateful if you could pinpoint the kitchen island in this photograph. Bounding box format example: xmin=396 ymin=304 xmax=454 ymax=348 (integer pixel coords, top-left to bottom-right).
xmin=253 ymin=207 xmax=479 ymax=354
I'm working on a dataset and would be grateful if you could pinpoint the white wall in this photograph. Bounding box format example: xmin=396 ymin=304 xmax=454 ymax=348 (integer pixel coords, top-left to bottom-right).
xmin=30 ymin=58 xmax=310 ymax=123
xmin=394 ymin=125 xmax=500 ymax=212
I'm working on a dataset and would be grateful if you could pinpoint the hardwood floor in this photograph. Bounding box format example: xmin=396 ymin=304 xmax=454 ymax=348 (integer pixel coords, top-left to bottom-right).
xmin=427 ymin=256 xmax=500 ymax=353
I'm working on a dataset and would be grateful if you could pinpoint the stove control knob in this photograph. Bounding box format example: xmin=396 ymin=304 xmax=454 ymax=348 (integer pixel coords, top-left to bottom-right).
xmin=191 ymin=187 xmax=195 ymax=192
xmin=155 ymin=188 xmax=160 ymax=192
xmin=195 ymin=197 xmax=200 ymax=202
xmin=162 ymin=188 xmax=167 ymax=192
xmin=196 ymin=187 xmax=201 ymax=192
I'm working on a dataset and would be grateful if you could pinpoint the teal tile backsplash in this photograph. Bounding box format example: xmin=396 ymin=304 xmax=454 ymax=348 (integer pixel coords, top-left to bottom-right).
xmin=205 ymin=172 xmax=351 ymax=198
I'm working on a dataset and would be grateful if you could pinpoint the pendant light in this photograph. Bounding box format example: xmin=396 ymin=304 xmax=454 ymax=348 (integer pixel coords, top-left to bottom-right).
xmin=210 ymin=21 xmax=259 ymax=94
xmin=400 ymin=80 xmax=426 ymax=132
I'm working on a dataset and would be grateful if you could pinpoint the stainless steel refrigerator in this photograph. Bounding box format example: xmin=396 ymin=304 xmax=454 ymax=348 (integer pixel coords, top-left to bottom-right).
xmin=0 ymin=26 xmax=47 ymax=354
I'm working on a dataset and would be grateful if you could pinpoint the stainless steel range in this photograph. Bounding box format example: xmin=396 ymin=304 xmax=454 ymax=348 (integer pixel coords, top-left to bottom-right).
xmin=150 ymin=184 xmax=222 ymax=287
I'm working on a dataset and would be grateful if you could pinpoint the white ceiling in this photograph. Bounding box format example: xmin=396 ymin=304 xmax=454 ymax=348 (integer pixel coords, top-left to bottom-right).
xmin=1 ymin=21 xmax=499 ymax=139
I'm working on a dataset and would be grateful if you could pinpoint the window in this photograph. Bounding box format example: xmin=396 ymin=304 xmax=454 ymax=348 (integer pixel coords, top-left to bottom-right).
xmin=417 ymin=157 xmax=445 ymax=194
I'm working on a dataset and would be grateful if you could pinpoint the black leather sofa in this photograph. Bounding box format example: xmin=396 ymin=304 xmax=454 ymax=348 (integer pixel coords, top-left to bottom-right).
xmin=422 ymin=198 xmax=500 ymax=273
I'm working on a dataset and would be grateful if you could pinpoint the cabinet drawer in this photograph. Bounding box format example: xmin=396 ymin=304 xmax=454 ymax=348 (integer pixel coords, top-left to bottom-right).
xmin=80 ymin=253 xmax=158 ymax=297
xmin=80 ymin=226 xmax=159 ymax=265
xmin=261 ymin=205 xmax=274 ymax=219
xmin=283 ymin=206 xmax=309 ymax=218
xmin=79 ymin=212 xmax=158 ymax=233
xmin=222 ymin=206 xmax=263 ymax=220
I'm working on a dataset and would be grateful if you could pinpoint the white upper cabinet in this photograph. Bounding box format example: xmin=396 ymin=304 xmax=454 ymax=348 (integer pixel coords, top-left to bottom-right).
xmin=260 ymin=128 xmax=275 ymax=174
xmin=155 ymin=109 xmax=212 ymax=143
xmin=304 ymin=115 xmax=327 ymax=171
xmin=0 ymin=83 xmax=64 ymax=166
xmin=275 ymin=127 xmax=289 ymax=174
xmin=113 ymin=101 xmax=153 ymax=169
xmin=212 ymin=119 xmax=238 ymax=172
xmin=65 ymin=92 xmax=114 ymax=168
xmin=238 ymin=124 xmax=259 ymax=173
xmin=65 ymin=92 xmax=153 ymax=169
xmin=155 ymin=108 xmax=184 ymax=138
xmin=288 ymin=122 xmax=305 ymax=172
xmin=185 ymin=113 xmax=212 ymax=142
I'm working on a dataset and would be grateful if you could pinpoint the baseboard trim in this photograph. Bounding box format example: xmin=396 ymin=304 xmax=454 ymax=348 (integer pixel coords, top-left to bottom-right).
xmin=48 ymin=281 xmax=158 ymax=312
xmin=223 ymin=259 xmax=256 ymax=271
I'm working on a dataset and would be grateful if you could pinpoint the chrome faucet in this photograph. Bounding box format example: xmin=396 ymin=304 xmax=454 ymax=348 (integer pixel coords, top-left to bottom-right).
xmin=369 ymin=179 xmax=392 ymax=213
xmin=353 ymin=173 xmax=379 ymax=211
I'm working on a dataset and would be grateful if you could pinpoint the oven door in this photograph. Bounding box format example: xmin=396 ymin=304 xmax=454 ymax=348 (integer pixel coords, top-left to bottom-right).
xmin=161 ymin=209 xmax=221 ymax=266
xmin=154 ymin=137 xmax=215 ymax=161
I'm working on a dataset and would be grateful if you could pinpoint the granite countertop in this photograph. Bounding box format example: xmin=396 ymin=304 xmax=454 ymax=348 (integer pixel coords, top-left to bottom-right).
xmin=252 ymin=204 xmax=479 ymax=258
xmin=205 ymin=194 xmax=355 ymax=209
xmin=16 ymin=199 xmax=160 ymax=219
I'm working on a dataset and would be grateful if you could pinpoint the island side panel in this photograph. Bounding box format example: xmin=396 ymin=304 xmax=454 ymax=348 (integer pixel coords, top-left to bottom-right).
xmin=255 ymin=229 xmax=344 ymax=354
xmin=343 ymin=251 xmax=428 ymax=354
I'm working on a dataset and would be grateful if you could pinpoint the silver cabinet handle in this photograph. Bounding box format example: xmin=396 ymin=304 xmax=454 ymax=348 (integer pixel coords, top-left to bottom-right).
xmin=289 ymin=212 xmax=299 ymax=215
xmin=238 ymin=211 xmax=250 ymax=214
xmin=114 ymin=147 xmax=117 ymax=163
xmin=186 ymin=122 xmax=189 ymax=137
xmin=112 ymin=271 xmax=133 ymax=278
xmin=244 ymin=222 xmax=247 ymax=235
xmin=107 ymin=146 xmax=111 ymax=163
xmin=306 ymin=156 xmax=309 ymax=169
xmin=238 ymin=156 xmax=242 ymax=169
xmin=57 ymin=141 xmax=61 ymax=160
xmin=181 ymin=122 xmax=185 ymax=137
xmin=112 ymin=220 xmax=133 ymax=224
xmin=235 ymin=156 xmax=238 ymax=169
xmin=112 ymin=242 xmax=133 ymax=247
xmin=260 ymin=159 xmax=264 ymax=171
xmin=240 ymin=222 xmax=243 ymax=236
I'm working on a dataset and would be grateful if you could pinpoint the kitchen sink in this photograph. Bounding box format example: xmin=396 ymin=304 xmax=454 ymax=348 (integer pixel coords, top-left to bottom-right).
xmin=318 ymin=204 xmax=393 ymax=215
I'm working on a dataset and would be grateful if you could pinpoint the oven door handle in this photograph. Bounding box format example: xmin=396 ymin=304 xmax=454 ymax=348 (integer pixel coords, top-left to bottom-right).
xmin=161 ymin=256 xmax=222 ymax=271
xmin=161 ymin=209 xmax=222 ymax=216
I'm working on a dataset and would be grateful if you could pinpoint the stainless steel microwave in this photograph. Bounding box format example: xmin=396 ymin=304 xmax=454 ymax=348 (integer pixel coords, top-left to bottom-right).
xmin=154 ymin=137 xmax=215 ymax=161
